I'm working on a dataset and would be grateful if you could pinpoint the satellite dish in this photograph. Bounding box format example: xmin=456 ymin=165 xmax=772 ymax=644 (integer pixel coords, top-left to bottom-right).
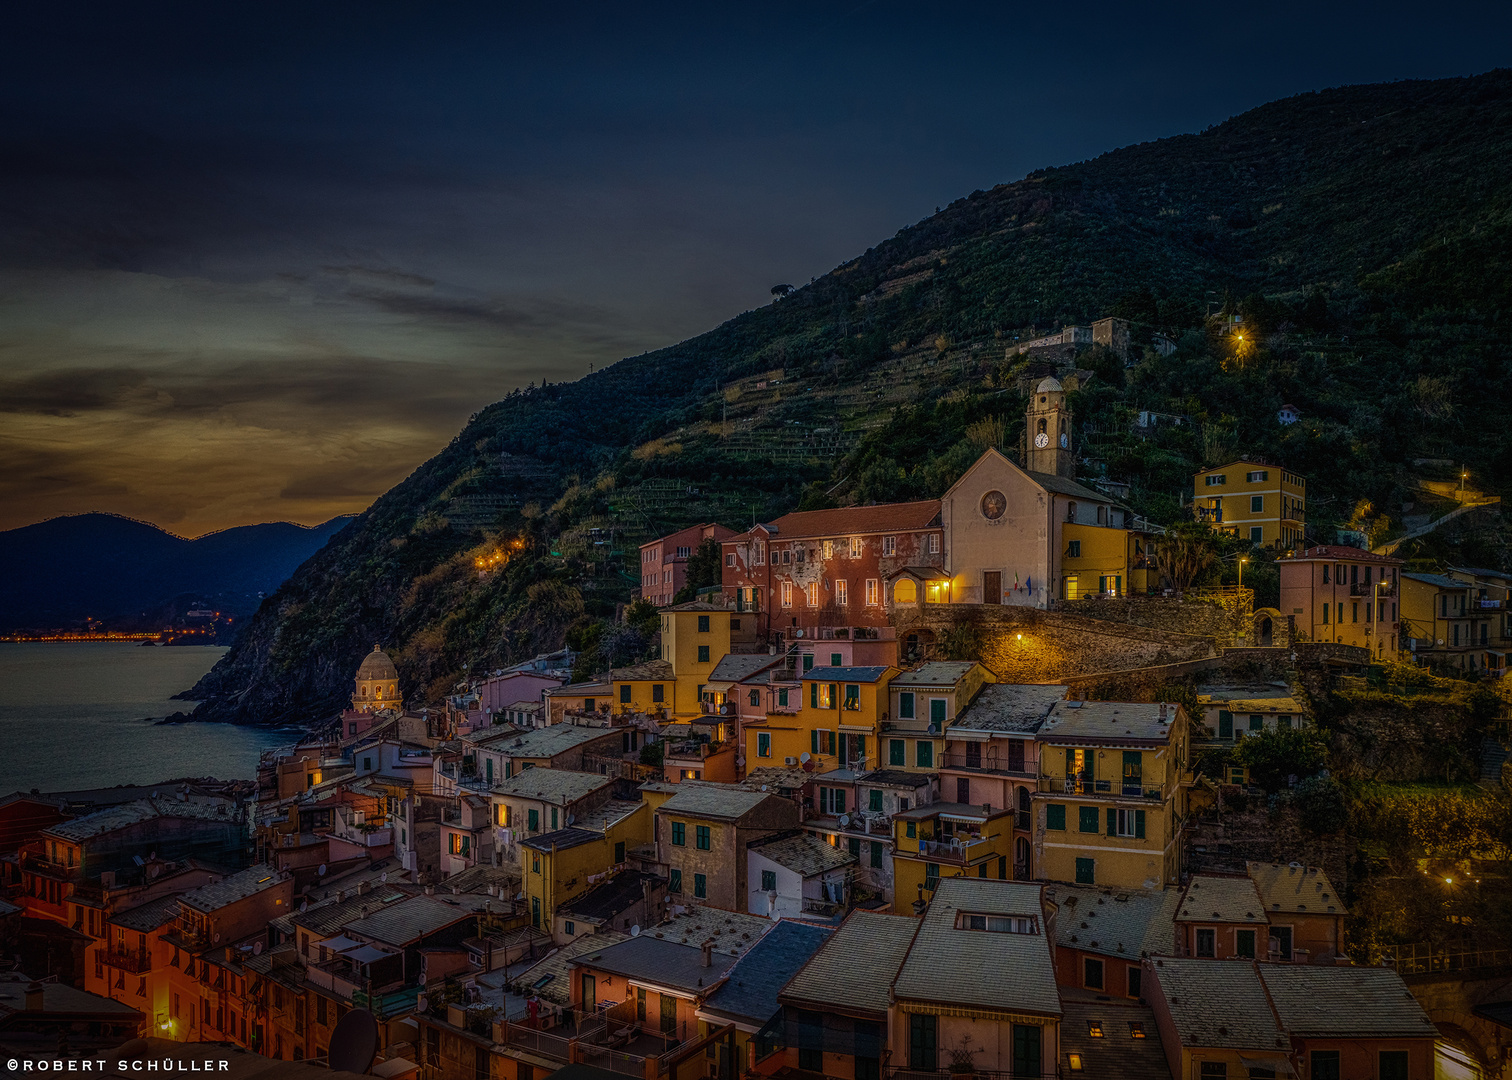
xmin=799 ymin=752 xmax=811 ymax=763
xmin=630 ymin=925 xmax=641 ymax=937
xmin=253 ymin=941 xmax=264 ymax=956
xmin=927 ymin=723 xmax=937 ymax=734
xmin=838 ymin=814 xmax=850 ymax=827
xmin=760 ymin=785 xmax=768 ymax=792
xmin=214 ymin=933 xmax=221 ymax=943
xmin=327 ymin=1008 xmax=380 ymax=1074
xmin=380 ymin=872 xmax=388 ymax=883
xmin=567 ymin=814 xmax=575 ymax=825
xmin=794 ymin=629 xmax=804 ymax=638
xmin=300 ymin=901 xmax=309 ymax=913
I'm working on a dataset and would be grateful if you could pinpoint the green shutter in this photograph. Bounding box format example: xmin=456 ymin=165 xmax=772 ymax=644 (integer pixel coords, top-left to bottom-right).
xmin=811 ymin=729 xmax=819 ymax=755
xmin=1135 ymin=809 xmax=1146 ymax=839
xmin=811 ymin=682 xmax=818 ymax=708
xmin=1218 ymin=710 xmax=1233 ymax=738
xmin=1106 ymin=808 xmax=1117 ymax=836
xmin=830 ymin=683 xmax=838 ymax=709
xmin=1046 ymin=805 xmax=1065 ymax=831
xmin=855 ymin=735 xmax=865 ymax=758
xmin=1078 ymin=806 xmax=1099 ymax=833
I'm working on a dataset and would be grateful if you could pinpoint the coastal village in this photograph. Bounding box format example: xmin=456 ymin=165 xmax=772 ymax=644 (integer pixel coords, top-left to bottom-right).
xmin=2 ymin=363 xmax=1510 ymax=1080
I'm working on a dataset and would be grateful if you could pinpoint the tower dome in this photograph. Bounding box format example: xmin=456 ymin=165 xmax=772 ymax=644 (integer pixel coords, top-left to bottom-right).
xmin=1035 ymin=376 xmax=1064 ymax=393
xmin=353 ymin=644 xmax=400 ymax=713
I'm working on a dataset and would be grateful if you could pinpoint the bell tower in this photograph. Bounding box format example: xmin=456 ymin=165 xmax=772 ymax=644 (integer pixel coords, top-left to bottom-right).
xmin=1025 ymin=376 xmax=1074 ymax=478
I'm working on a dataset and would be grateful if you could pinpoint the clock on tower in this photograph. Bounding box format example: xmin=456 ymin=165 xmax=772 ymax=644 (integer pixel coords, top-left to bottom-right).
xmin=1024 ymin=376 xmax=1074 ymax=479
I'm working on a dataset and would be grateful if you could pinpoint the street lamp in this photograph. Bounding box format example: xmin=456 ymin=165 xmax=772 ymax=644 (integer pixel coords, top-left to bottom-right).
xmin=1238 ymin=556 xmax=1247 ymax=590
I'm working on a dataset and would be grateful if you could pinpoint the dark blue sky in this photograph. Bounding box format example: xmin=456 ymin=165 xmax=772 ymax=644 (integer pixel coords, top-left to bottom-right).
xmin=1 ymin=1 xmax=1507 ymax=533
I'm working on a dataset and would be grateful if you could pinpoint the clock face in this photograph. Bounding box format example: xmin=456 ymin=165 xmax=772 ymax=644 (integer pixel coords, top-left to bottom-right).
xmin=1059 ymin=432 xmax=1069 ymax=448
xmin=980 ymin=490 xmax=1007 ymax=521
xmin=1034 ymin=432 xmax=1049 ymax=449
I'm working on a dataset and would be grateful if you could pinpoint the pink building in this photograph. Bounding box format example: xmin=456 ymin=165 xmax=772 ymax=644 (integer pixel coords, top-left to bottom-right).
xmin=640 ymin=522 xmax=738 ymax=606
xmin=476 ymin=671 xmax=564 ymax=718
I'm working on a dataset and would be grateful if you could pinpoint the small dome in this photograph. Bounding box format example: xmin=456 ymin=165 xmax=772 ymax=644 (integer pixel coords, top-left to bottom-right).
xmin=356 ymin=644 xmax=398 ymax=681
xmin=1035 ymin=376 xmax=1063 ymax=393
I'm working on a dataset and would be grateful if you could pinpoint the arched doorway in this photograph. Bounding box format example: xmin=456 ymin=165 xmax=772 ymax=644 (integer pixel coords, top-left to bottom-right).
xmin=1259 ymin=616 xmax=1273 ymax=646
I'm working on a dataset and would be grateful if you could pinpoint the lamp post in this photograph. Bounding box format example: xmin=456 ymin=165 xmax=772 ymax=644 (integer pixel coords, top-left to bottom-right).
xmin=1238 ymin=556 xmax=1247 ymax=590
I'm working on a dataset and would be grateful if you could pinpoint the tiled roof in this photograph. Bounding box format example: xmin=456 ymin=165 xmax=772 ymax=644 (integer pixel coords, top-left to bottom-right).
xmin=491 ymin=725 xmax=620 ymax=759
xmin=289 ymin=887 xmax=413 ymax=937
xmin=180 ymin=865 xmax=285 ymax=914
xmin=1059 ymin=998 xmax=1173 ymax=1080
xmin=570 ymin=799 xmax=645 ymax=833
xmin=1195 ymin=687 xmax=1305 ymax=715
xmin=1245 ymin=862 xmax=1344 ymax=917
xmin=802 ymin=666 xmax=892 ymax=683
xmin=343 ymin=893 xmax=491 ymax=946
xmin=749 ymin=833 xmax=855 ymax=877
xmin=578 ymin=935 xmax=738 ymax=994
xmin=1262 ymin=965 xmax=1435 ymax=1038
xmin=780 ymin=909 xmax=917 ymax=1016
xmin=708 ymin=654 xmax=784 ymax=684
xmin=110 ymin=893 xmax=185 ymax=932
xmin=647 ymin=907 xmax=773 ymax=958
xmin=893 ymin=879 xmax=1060 ymax=1017
xmin=1043 ymin=884 xmax=1178 ymax=959
xmin=735 ymin=500 xmax=941 ymax=541
xmin=0 ymin=971 xmax=142 ymax=1018
xmin=700 ymin=921 xmax=835 ymax=1028
xmin=44 ymin=797 xmax=241 ymax=842
xmin=610 ymin=660 xmax=675 ymax=681
xmin=1147 ymin=958 xmax=1285 ymax=1050
xmin=659 ymin=784 xmax=774 ymax=820
xmin=1177 ymin=876 xmax=1268 ymax=924
xmin=520 ymin=827 xmax=605 ymax=853
xmin=1403 ymin=572 xmax=1467 ymax=590
xmin=1038 ymin=701 xmax=1180 ymax=743
xmin=492 ymin=768 xmax=611 ymax=804
xmin=518 ymin=931 xmax=629 ymax=1005
xmin=952 ymin=683 xmax=1068 ymax=732
xmin=1451 ymin=565 xmax=1512 ymax=581
xmin=1283 ymin=545 xmax=1402 ymax=565
xmin=1027 ymin=470 xmax=1119 ymax=504
xmin=890 ymin=662 xmax=980 ymax=688
xmin=738 ymin=767 xmax=809 ymax=792
xmin=856 ymin=768 xmax=934 ymax=789
xmin=559 ymin=871 xmax=662 ymax=924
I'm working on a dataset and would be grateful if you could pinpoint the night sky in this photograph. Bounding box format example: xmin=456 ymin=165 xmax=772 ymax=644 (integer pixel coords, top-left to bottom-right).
xmin=2 ymin=2 xmax=1507 ymax=536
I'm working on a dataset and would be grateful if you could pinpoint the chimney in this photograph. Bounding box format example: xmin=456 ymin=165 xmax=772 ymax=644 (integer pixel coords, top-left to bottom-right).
xmin=24 ymin=981 xmax=45 ymax=1012
xmin=357 ymin=881 xmax=371 ymax=895
xmin=701 ymin=940 xmax=713 ymax=968
xmin=912 ymin=885 xmax=927 ymax=917
xmin=425 ymin=884 xmax=435 ymax=895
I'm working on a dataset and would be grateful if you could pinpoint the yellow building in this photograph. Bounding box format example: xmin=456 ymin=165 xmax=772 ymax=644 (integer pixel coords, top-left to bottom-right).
xmin=520 ymin=801 xmax=651 ymax=932
xmin=1032 ymin=700 xmax=1189 ymax=890
xmin=1400 ymin=571 xmax=1507 ymax=672
xmin=608 ymin=660 xmax=676 ymax=716
xmin=744 ymin=664 xmax=898 ymax=773
xmin=891 ymin=802 xmax=1015 ymax=905
xmin=882 ymin=661 xmax=992 ymax=772
xmin=1193 ymin=460 xmax=1307 ymax=549
xmin=658 ymin=601 xmax=736 ymax=717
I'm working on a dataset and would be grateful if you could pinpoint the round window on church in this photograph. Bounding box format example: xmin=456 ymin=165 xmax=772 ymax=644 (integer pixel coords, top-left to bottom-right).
xmin=980 ymin=490 xmax=1007 ymax=521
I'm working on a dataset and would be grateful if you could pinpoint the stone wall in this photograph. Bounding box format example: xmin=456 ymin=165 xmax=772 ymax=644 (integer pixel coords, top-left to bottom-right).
xmin=1056 ymin=589 xmax=1255 ymax=646
xmin=894 ymin=604 xmax=1216 ymax=683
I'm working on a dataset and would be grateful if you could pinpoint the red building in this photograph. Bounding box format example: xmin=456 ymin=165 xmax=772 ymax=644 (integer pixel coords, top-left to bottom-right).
xmin=721 ymin=501 xmax=944 ymax=649
xmin=640 ymin=522 xmax=737 ymax=606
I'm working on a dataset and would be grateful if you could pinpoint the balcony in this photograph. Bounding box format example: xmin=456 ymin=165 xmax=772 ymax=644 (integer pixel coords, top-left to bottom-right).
xmin=101 ymin=948 xmax=153 ymax=973
xmin=19 ymin=852 xmax=77 ymax=880
xmin=915 ymin=835 xmax=996 ymax=864
xmin=940 ymin=750 xmax=1033 ymax=778
xmin=1195 ymin=507 xmax=1223 ymax=524
xmin=1350 ymin=582 xmax=1396 ymax=597
xmin=1039 ymin=776 xmax=1162 ymax=801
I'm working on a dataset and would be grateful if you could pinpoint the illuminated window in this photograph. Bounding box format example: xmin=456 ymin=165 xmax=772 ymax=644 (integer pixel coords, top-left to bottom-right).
xmin=782 ymin=581 xmax=793 ymax=607
xmin=835 ymin=580 xmax=848 ymax=606
xmin=883 ymin=536 xmax=896 ymax=556
xmin=1128 ymin=1023 xmax=1146 ymax=1039
xmin=1067 ymin=1053 xmax=1084 ymax=1072
xmin=1064 ymin=576 xmax=1080 ymax=600
xmin=1087 ymin=1021 xmax=1104 ymax=1038
xmin=894 ymin=579 xmax=917 ymax=604
xmin=806 ymin=582 xmax=819 ymax=606
xmin=866 ymin=579 xmax=879 ymax=605
xmin=823 ymin=540 xmax=834 ymax=559
xmin=849 ymin=537 xmax=863 ymax=558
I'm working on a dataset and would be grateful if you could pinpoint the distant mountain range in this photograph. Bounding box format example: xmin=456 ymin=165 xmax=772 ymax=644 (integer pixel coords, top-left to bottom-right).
xmin=0 ymin=513 xmax=352 ymax=630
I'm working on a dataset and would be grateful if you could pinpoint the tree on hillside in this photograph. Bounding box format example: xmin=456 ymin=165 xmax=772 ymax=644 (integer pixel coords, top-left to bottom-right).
xmin=1161 ymin=521 xmax=1219 ymax=592
xmin=672 ymin=538 xmax=724 ymax=603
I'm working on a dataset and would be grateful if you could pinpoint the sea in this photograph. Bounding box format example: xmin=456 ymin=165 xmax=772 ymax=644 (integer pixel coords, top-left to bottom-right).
xmin=0 ymin=642 xmax=291 ymax=793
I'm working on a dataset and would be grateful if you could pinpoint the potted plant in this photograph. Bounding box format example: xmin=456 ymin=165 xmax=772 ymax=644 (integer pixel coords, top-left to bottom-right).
xmin=947 ymin=1034 xmax=980 ymax=1077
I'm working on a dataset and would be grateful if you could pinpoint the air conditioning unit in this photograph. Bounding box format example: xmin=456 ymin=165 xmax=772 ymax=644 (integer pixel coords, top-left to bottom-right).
xmin=784 ymin=756 xmax=799 ymax=766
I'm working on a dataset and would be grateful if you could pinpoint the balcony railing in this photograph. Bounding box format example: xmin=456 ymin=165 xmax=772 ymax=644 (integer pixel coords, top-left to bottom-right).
xmin=19 ymin=852 xmax=77 ymax=880
xmin=1039 ymin=776 xmax=1162 ymax=800
xmin=101 ymin=948 xmax=153 ymax=973
xmin=917 ymin=836 xmax=995 ymax=863
xmin=940 ymin=751 xmax=1033 ymax=777
xmin=1350 ymin=582 xmax=1396 ymax=597
xmin=888 ymin=1069 xmax=1059 ymax=1080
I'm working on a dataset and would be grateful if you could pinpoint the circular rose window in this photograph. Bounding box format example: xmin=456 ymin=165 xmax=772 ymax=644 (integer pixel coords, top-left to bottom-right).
xmin=980 ymin=490 xmax=1007 ymax=520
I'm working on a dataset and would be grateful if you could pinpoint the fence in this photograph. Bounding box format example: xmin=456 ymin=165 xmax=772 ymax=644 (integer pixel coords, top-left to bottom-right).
xmin=1380 ymin=940 xmax=1512 ymax=976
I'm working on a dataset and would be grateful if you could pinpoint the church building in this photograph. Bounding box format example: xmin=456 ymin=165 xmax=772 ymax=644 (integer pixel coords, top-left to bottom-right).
xmin=917 ymin=377 xmax=1149 ymax=608
xmin=352 ymin=644 xmax=401 ymax=713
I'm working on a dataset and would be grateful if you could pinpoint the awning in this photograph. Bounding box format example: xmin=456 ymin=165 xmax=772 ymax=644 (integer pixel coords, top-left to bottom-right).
xmin=702 ymin=681 xmax=737 ymax=694
xmin=1239 ymin=1053 xmax=1295 ymax=1076
xmin=316 ymin=934 xmax=362 ymax=954
xmin=346 ymin=944 xmax=395 ymax=965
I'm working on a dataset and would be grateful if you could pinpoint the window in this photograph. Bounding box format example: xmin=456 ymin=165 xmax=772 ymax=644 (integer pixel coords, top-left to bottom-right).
xmin=928 ymin=533 xmax=940 ymax=554
xmin=1272 ymin=925 xmax=1293 ymax=960
xmin=1083 ymin=958 xmax=1104 ymax=989
xmin=1206 ymin=474 xmax=1227 ymax=486
xmin=697 ymin=614 xmax=710 ymax=632
xmin=1067 ymin=539 xmax=1081 ymax=557
xmin=1199 ymin=1065 xmax=1227 ymax=1079
xmin=754 ymin=543 xmax=765 ymax=565
xmin=693 ymin=873 xmax=707 ymax=899
xmin=1127 ymin=965 xmax=1142 ymax=998
xmin=812 ymin=729 xmax=834 ymax=755
xmin=879 ymin=534 xmax=897 ymax=557
xmin=1247 ymin=470 xmax=1268 ymax=482
xmin=925 ymin=862 xmax=939 ymax=888
xmin=532 ymin=852 xmax=540 ymax=874
xmin=869 ymin=788 xmax=883 ymax=812
xmin=802 ymin=582 xmax=818 ymax=606
xmin=620 ymin=685 xmax=632 ymax=703
xmin=781 ymin=581 xmax=792 ymax=607
xmin=1378 ymin=1051 xmax=1408 ymax=1080
xmin=871 ymin=841 xmax=883 ymax=868
xmin=761 ymin=870 xmax=776 ymax=891
xmin=528 ymin=808 xmax=539 ymax=832
xmin=564 ymin=920 xmax=575 ymax=936
xmin=831 ymin=652 xmax=843 ymax=666
xmin=1251 ymin=495 xmax=1264 ymax=512
xmin=1075 ymin=858 xmax=1094 ymax=884
xmin=908 ymin=1013 xmax=937 ymax=1070
xmin=695 ymin=825 xmax=711 ymax=850
xmin=1250 ymin=526 xmax=1263 ymax=544
xmin=1195 ymin=928 xmax=1216 ymax=957
xmin=1352 ymin=602 xmax=1359 ymax=623
xmin=652 ymin=684 xmax=664 ymax=703
xmin=844 ymin=683 xmax=860 ymax=710
xmin=697 ymin=645 xmax=710 ymax=663
xmin=930 ymin=698 xmax=947 ymax=726
xmin=671 ymin=822 xmax=686 ymax=846
xmin=819 ymin=788 xmax=847 ymax=815
xmin=849 ymin=537 xmax=863 ymax=558
xmin=1309 ymin=1051 xmax=1340 ymax=1080
xmin=1109 ymin=808 xmax=1145 ymax=837
xmin=866 ymin=579 xmax=879 ymax=605
xmin=898 ymin=692 xmax=915 ymax=719
xmin=757 ymin=732 xmax=771 ymax=758
xmin=815 ymin=683 xmax=835 ymax=710
xmin=889 ymin=739 xmax=905 ymax=766
xmin=905 ymin=822 xmax=916 ymax=838
xmin=916 ymin=741 xmax=933 ymax=767
xmin=835 ymin=580 xmax=848 ymax=606
xmin=1078 ymin=806 xmax=1099 ymax=833
xmin=823 ymin=540 xmax=834 ymax=560
xmin=1047 ymin=804 xmax=1066 ymax=830
xmin=778 ymin=688 xmax=790 ymax=707
xmin=798 ymin=1047 xmax=822 ymax=1072
xmin=1236 ymin=929 xmax=1256 ymax=958
xmin=669 ymin=869 xmax=682 ymax=893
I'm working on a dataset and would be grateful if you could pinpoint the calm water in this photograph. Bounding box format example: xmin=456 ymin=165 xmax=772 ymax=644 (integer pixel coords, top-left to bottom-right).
xmin=0 ymin=643 xmax=289 ymax=793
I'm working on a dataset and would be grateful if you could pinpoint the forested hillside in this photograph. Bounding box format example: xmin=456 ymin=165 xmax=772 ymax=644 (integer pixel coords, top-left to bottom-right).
xmin=189 ymin=71 xmax=1512 ymax=725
